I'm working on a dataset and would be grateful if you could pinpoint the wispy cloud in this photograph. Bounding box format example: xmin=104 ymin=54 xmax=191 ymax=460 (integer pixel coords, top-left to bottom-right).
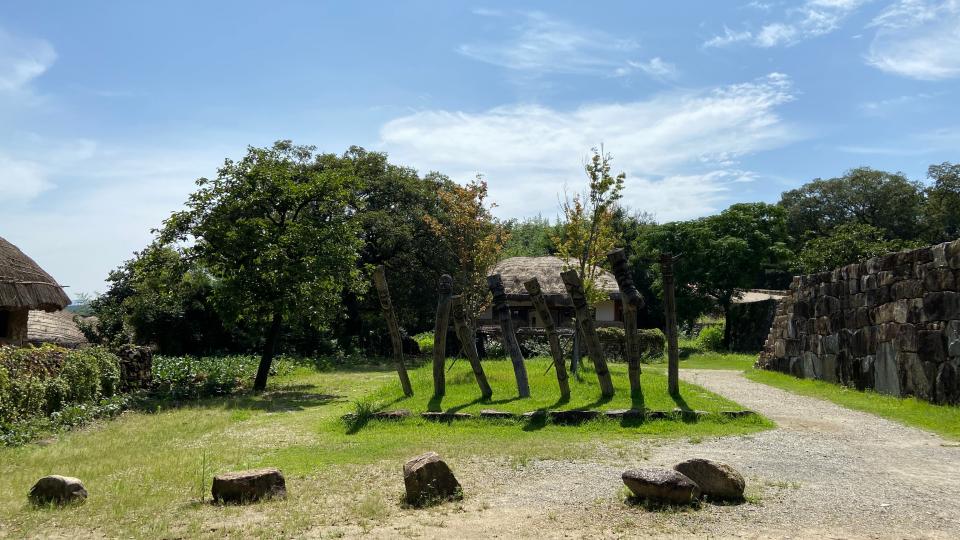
xmin=0 ymin=27 xmax=55 ymax=93
xmin=866 ymin=0 xmax=960 ymax=80
xmin=379 ymin=73 xmax=798 ymax=221
xmin=858 ymin=91 xmax=941 ymax=114
xmin=625 ymin=57 xmax=679 ymax=81
xmin=705 ymin=0 xmax=871 ymax=48
xmin=458 ymin=11 xmax=639 ymax=76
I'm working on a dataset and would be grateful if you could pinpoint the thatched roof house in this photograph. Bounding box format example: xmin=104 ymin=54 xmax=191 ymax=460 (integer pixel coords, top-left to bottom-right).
xmin=1 ymin=236 xmax=71 ymax=346
xmin=27 ymin=310 xmax=89 ymax=348
xmin=480 ymin=256 xmax=622 ymax=329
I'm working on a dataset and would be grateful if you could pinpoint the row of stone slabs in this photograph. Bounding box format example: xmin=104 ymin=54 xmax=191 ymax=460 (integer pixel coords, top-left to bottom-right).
xmin=348 ymin=408 xmax=757 ymax=424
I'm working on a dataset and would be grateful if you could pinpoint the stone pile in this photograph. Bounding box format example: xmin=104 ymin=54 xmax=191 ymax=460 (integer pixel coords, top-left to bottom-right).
xmin=117 ymin=344 xmax=153 ymax=391
xmin=759 ymin=239 xmax=960 ymax=404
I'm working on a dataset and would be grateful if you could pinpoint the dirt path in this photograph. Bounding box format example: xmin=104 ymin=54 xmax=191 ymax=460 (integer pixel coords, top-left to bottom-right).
xmin=334 ymin=369 xmax=960 ymax=539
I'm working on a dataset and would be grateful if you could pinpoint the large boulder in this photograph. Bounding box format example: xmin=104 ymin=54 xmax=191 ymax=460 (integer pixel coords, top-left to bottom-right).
xmin=212 ymin=468 xmax=286 ymax=504
xmin=403 ymin=452 xmax=461 ymax=506
xmin=673 ymin=458 xmax=745 ymax=500
xmin=621 ymin=468 xmax=700 ymax=505
xmin=29 ymin=475 xmax=88 ymax=505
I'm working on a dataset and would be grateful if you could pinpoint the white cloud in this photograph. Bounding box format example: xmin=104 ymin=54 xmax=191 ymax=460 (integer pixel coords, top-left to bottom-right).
xmin=0 ymin=27 xmax=55 ymax=93
xmin=379 ymin=73 xmax=798 ymax=221
xmin=705 ymin=0 xmax=870 ymax=47
xmin=0 ymin=155 xmax=51 ymax=200
xmin=858 ymin=91 xmax=939 ymax=114
xmin=866 ymin=0 xmax=960 ymax=80
xmin=458 ymin=11 xmax=638 ymax=76
xmin=626 ymin=57 xmax=679 ymax=81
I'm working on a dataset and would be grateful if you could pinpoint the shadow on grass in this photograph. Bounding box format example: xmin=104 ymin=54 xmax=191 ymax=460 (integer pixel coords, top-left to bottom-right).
xmin=624 ymin=495 xmax=702 ymax=512
xmin=135 ymin=384 xmax=343 ymax=415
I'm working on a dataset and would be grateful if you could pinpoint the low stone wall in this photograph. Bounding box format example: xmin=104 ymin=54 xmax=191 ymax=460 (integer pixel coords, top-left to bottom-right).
xmin=758 ymin=239 xmax=960 ymax=404
xmin=117 ymin=344 xmax=153 ymax=391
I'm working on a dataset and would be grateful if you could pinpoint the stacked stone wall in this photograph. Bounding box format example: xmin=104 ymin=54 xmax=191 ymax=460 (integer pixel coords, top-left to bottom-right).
xmin=117 ymin=344 xmax=153 ymax=392
xmin=758 ymin=239 xmax=960 ymax=404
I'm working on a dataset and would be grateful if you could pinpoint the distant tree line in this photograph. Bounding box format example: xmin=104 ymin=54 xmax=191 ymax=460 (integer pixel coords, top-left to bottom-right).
xmin=84 ymin=139 xmax=959 ymax=377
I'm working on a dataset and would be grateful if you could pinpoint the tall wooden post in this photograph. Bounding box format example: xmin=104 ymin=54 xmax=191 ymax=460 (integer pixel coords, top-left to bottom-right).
xmin=523 ymin=277 xmax=571 ymax=400
xmin=450 ymin=295 xmax=492 ymax=399
xmin=560 ymin=269 xmax=615 ymax=397
xmin=372 ymin=266 xmax=413 ymax=396
xmin=607 ymin=248 xmax=645 ymax=396
xmin=660 ymin=253 xmax=680 ymax=396
xmin=432 ymin=274 xmax=453 ymax=397
xmin=487 ymin=274 xmax=531 ymax=398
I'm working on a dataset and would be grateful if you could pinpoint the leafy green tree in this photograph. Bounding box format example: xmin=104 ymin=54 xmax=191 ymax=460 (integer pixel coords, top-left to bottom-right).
xmin=779 ymin=167 xmax=926 ymax=245
xmin=798 ymin=223 xmax=924 ymax=273
xmin=555 ymin=147 xmax=625 ymax=304
xmin=162 ymin=141 xmax=363 ymax=391
xmin=501 ymin=215 xmax=557 ymax=258
xmin=925 ymin=162 xmax=960 ymax=242
xmin=643 ymin=203 xmax=793 ymax=342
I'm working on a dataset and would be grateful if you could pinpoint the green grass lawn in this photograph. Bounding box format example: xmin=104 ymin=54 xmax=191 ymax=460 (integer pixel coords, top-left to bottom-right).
xmin=745 ymin=368 xmax=960 ymax=441
xmin=676 ymin=352 xmax=757 ymax=371
xmin=364 ymin=357 xmax=752 ymax=415
xmin=0 ymin=356 xmax=769 ymax=539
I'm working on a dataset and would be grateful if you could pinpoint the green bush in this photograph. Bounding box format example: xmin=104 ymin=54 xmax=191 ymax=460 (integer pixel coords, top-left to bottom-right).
xmin=638 ymin=328 xmax=666 ymax=359
xmin=413 ymin=332 xmax=433 ymax=356
xmin=697 ymin=324 xmax=726 ymax=352
xmin=151 ymin=354 xmax=294 ymax=399
xmin=0 ymin=344 xmax=122 ymax=427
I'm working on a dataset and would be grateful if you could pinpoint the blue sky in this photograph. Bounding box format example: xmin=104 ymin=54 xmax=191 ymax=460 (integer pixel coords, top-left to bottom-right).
xmin=2 ymin=1 xmax=958 ymax=297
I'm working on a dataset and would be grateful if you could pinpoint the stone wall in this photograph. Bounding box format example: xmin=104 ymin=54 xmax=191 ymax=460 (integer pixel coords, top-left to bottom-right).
xmin=117 ymin=344 xmax=153 ymax=391
xmin=758 ymin=239 xmax=960 ymax=405
xmin=728 ymin=299 xmax=779 ymax=352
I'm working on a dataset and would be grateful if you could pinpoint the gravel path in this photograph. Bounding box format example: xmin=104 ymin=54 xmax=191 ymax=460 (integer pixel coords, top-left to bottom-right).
xmin=348 ymin=370 xmax=960 ymax=539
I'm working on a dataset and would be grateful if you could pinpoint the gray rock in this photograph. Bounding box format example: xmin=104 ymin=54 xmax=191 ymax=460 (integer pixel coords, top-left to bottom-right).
xmin=479 ymin=409 xmax=515 ymax=419
xmin=403 ymin=452 xmax=461 ymax=506
xmin=212 ymin=468 xmax=286 ymax=504
xmin=875 ymin=343 xmax=901 ymax=397
xmin=622 ymin=468 xmax=700 ymax=504
xmin=674 ymin=458 xmax=746 ymax=500
xmin=29 ymin=475 xmax=87 ymax=505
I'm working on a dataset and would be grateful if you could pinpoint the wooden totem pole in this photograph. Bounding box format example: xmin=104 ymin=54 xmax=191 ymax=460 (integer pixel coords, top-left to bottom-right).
xmin=487 ymin=273 xmax=531 ymax=398
xmin=606 ymin=248 xmax=645 ymax=396
xmin=450 ymin=294 xmax=493 ymax=399
xmin=560 ymin=269 xmax=615 ymax=397
xmin=659 ymin=253 xmax=681 ymax=396
xmin=522 ymin=277 xmax=571 ymax=400
xmin=371 ymin=265 xmax=413 ymax=396
xmin=432 ymin=274 xmax=454 ymax=397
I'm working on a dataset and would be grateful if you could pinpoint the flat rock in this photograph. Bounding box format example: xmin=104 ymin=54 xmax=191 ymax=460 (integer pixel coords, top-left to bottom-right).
xmin=720 ymin=410 xmax=757 ymax=418
xmin=604 ymin=408 xmax=645 ymax=420
xmin=673 ymin=408 xmax=709 ymax=420
xmin=549 ymin=410 xmax=600 ymax=424
xmin=674 ymin=458 xmax=746 ymax=500
xmin=403 ymin=452 xmax=461 ymax=506
xmin=479 ymin=409 xmax=515 ymax=419
xmin=212 ymin=468 xmax=286 ymax=504
xmin=521 ymin=410 xmax=547 ymax=419
xmin=623 ymin=468 xmax=700 ymax=504
xmin=29 ymin=475 xmax=87 ymax=505
xmin=373 ymin=409 xmax=411 ymax=419
xmin=421 ymin=412 xmax=473 ymax=421
xmin=645 ymin=410 xmax=673 ymax=420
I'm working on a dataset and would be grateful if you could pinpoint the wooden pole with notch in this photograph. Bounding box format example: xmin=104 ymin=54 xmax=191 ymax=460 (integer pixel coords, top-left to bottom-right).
xmin=372 ymin=265 xmax=413 ymax=397
xmin=523 ymin=277 xmax=570 ymax=400
xmin=450 ymin=294 xmax=493 ymax=399
xmin=560 ymin=269 xmax=615 ymax=397
xmin=660 ymin=253 xmax=681 ymax=396
xmin=432 ymin=274 xmax=454 ymax=397
xmin=607 ymin=248 xmax=645 ymax=396
xmin=488 ymin=273 xmax=531 ymax=398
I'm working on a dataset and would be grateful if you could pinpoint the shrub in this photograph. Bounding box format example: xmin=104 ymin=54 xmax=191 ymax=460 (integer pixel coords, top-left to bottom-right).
xmin=638 ymin=328 xmax=666 ymax=359
xmin=697 ymin=324 xmax=726 ymax=352
xmin=0 ymin=344 xmax=122 ymax=433
xmin=412 ymin=332 xmax=433 ymax=356
xmin=151 ymin=354 xmax=294 ymax=400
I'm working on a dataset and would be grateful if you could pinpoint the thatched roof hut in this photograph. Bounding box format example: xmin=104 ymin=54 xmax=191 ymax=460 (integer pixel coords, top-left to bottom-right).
xmin=490 ymin=256 xmax=620 ymax=304
xmin=0 ymin=236 xmax=70 ymax=311
xmin=1 ymin=236 xmax=70 ymax=346
xmin=27 ymin=310 xmax=89 ymax=348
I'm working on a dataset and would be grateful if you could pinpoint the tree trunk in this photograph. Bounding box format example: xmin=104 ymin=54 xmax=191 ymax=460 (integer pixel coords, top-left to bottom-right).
xmin=607 ymin=248 xmax=645 ymax=396
xmin=254 ymin=309 xmax=283 ymax=392
xmin=488 ymin=274 xmax=530 ymax=398
xmin=372 ymin=265 xmax=413 ymax=396
xmin=450 ymin=295 xmax=492 ymax=399
xmin=523 ymin=277 xmax=570 ymax=399
xmin=560 ymin=269 xmax=614 ymax=397
xmin=432 ymin=274 xmax=454 ymax=397
xmin=660 ymin=253 xmax=680 ymax=396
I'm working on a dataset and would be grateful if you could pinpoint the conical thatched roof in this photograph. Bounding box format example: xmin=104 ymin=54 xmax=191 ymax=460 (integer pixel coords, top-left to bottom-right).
xmin=27 ymin=310 xmax=88 ymax=347
xmin=0 ymin=236 xmax=70 ymax=311
xmin=490 ymin=256 xmax=619 ymax=304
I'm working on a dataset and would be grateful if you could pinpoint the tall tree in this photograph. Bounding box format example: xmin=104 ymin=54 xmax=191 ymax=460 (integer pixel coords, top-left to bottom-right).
xmin=779 ymin=167 xmax=926 ymax=245
xmin=162 ymin=141 xmax=363 ymax=391
xmin=797 ymin=223 xmax=922 ymax=273
xmin=925 ymin=162 xmax=960 ymax=243
xmin=501 ymin=215 xmax=556 ymax=258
